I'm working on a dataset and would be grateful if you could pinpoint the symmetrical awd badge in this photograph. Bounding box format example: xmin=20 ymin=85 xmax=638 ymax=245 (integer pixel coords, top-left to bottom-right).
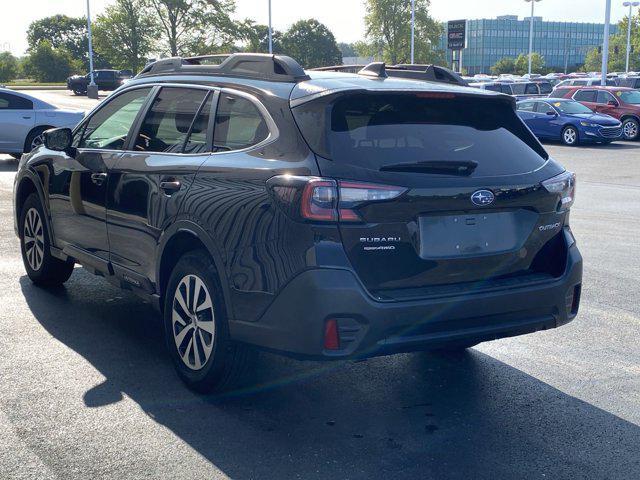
xmin=471 ymin=189 xmax=495 ymax=206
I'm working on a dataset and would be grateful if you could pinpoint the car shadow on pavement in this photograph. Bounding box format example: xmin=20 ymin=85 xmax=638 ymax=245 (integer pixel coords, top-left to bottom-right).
xmin=0 ymin=158 xmax=19 ymax=172
xmin=20 ymin=270 xmax=640 ymax=480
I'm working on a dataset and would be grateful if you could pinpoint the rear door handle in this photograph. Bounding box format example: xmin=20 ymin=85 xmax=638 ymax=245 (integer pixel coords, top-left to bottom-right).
xmin=160 ymin=179 xmax=181 ymax=194
xmin=91 ymin=173 xmax=107 ymax=186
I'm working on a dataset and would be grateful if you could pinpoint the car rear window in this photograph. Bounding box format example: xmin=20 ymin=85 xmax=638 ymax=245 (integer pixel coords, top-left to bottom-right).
xmin=292 ymin=93 xmax=548 ymax=177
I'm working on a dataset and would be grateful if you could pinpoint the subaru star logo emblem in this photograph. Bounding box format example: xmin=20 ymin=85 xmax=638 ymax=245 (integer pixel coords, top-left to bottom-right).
xmin=471 ymin=189 xmax=495 ymax=206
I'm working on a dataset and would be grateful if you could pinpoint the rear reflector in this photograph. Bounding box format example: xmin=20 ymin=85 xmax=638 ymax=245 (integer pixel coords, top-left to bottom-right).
xmin=324 ymin=319 xmax=340 ymax=350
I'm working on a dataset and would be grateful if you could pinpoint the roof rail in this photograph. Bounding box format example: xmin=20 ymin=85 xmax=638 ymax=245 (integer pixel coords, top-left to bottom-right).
xmin=137 ymin=53 xmax=310 ymax=83
xmin=311 ymin=63 xmax=468 ymax=87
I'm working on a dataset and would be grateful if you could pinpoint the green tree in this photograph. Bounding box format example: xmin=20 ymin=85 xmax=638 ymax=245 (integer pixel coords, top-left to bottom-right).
xmin=0 ymin=52 xmax=19 ymax=83
xmin=26 ymin=15 xmax=89 ymax=67
xmin=514 ymin=52 xmax=545 ymax=75
xmin=241 ymin=20 xmax=284 ymax=53
xmin=281 ymin=19 xmax=342 ymax=68
xmin=145 ymin=0 xmax=238 ymax=56
xmin=364 ymin=0 xmax=444 ymax=65
xmin=22 ymin=41 xmax=81 ymax=82
xmin=490 ymin=57 xmax=516 ymax=75
xmin=338 ymin=42 xmax=358 ymax=58
xmin=93 ymin=0 xmax=158 ymax=73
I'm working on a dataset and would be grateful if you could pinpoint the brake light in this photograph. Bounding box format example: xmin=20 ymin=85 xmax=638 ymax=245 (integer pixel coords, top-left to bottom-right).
xmin=300 ymin=178 xmax=338 ymax=221
xmin=300 ymin=178 xmax=406 ymax=222
xmin=542 ymin=171 xmax=576 ymax=212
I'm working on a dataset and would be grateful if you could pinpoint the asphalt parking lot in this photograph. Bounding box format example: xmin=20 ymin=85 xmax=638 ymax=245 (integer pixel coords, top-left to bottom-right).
xmin=0 ymin=92 xmax=639 ymax=479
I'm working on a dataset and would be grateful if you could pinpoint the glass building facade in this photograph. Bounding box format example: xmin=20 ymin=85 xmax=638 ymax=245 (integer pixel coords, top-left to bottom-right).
xmin=440 ymin=16 xmax=618 ymax=75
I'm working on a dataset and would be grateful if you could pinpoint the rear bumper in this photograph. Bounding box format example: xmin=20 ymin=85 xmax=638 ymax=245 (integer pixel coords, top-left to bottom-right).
xmin=230 ymin=241 xmax=583 ymax=360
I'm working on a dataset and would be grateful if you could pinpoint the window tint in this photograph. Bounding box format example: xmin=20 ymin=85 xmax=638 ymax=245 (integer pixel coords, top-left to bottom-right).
xmin=184 ymin=94 xmax=213 ymax=154
xmin=213 ymin=94 xmax=269 ymax=151
xmin=501 ymin=85 xmax=513 ymax=94
xmin=596 ymin=91 xmax=616 ymax=104
xmin=79 ymin=87 xmax=151 ymax=150
xmin=134 ymin=87 xmax=208 ymax=153
xmin=536 ymin=102 xmax=555 ymax=114
xmin=0 ymin=92 xmax=33 ymax=110
xmin=517 ymin=102 xmax=535 ymax=112
xmin=524 ymin=83 xmax=539 ymax=94
xmin=573 ymin=90 xmax=597 ymax=102
xmin=511 ymin=83 xmax=526 ymax=94
xmin=574 ymin=80 xmax=587 ymax=85
xmin=292 ymin=93 xmax=548 ymax=178
xmin=483 ymin=84 xmax=502 ymax=92
xmin=537 ymin=82 xmax=553 ymax=94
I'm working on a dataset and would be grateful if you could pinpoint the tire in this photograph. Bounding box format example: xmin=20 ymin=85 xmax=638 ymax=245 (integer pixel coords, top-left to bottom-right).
xmin=24 ymin=126 xmax=49 ymax=154
xmin=72 ymin=89 xmax=84 ymax=96
xmin=561 ymin=125 xmax=579 ymax=146
xmin=163 ymin=249 xmax=250 ymax=393
xmin=19 ymin=193 xmax=75 ymax=286
xmin=622 ymin=117 xmax=639 ymax=140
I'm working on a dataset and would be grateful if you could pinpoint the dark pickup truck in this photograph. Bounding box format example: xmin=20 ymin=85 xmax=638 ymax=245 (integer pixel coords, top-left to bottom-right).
xmin=66 ymin=69 xmax=133 ymax=95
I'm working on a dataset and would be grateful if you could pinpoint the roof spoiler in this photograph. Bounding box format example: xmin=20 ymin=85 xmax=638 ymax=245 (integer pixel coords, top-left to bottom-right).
xmin=137 ymin=53 xmax=310 ymax=83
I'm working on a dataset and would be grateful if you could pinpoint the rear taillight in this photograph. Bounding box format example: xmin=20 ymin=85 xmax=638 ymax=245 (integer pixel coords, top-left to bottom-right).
xmin=542 ymin=171 xmax=576 ymax=212
xmin=300 ymin=178 xmax=406 ymax=222
xmin=300 ymin=179 xmax=338 ymax=221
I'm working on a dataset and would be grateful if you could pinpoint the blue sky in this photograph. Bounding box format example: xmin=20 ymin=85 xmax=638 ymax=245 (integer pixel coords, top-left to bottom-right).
xmin=0 ymin=0 xmax=631 ymax=56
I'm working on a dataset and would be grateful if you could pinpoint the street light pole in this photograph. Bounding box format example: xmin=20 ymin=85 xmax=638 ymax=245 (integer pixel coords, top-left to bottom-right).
xmin=525 ymin=0 xmax=542 ymax=76
xmin=410 ymin=0 xmax=415 ymax=64
xmin=602 ymin=0 xmax=612 ymax=85
xmin=623 ymin=1 xmax=639 ymax=73
xmin=85 ymin=0 xmax=98 ymax=99
xmin=268 ymin=0 xmax=273 ymax=54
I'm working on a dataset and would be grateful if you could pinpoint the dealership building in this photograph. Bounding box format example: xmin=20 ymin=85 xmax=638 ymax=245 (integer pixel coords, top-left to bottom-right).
xmin=441 ymin=15 xmax=618 ymax=75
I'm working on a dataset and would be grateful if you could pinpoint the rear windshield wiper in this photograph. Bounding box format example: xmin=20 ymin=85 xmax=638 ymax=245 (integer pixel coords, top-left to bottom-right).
xmin=380 ymin=160 xmax=478 ymax=176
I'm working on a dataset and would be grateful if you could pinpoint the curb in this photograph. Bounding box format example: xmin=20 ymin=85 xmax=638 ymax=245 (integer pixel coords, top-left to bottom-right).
xmin=4 ymin=85 xmax=67 ymax=91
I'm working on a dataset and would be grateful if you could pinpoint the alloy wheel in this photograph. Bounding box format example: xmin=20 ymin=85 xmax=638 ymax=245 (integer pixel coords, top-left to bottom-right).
xmin=30 ymin=133 xmax=44 ymax=151
xmin=172 ymin=274 xmax=216 ymax=370
xmin=563 ymin=128 xmax=577 ymax=145
xmin=623 ymin=120 xmax=638 ymax=140
xmin=23 ymin=208 xmax=44 ymax=271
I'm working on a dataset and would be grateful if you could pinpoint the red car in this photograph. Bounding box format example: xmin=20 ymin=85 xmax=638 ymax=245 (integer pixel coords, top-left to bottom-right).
xmin=550 ymin=85 xmax=640 ymax=140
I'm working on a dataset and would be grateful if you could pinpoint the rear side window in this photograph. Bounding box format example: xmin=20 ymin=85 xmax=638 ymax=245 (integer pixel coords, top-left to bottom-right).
xmin=292 ymin=93 xmax=548 ymax=178
xmin=537 ymin=82 xmax=553 ymax=94
xmin=517 ymin=102 xmax=535 ymax=112
xmin=573 ymin=90 xmax=597 ymax=102
xmin=483 ymin=84 xmax=502 ymax=92
xmin=79 ymin=87 xmax=152 ymax=150
xmin=511 ymin=83 xmax=526 ymax=94
xmin=525 ymin=83 xmax=539 ymax=94
xmin=213 ymin=94 xmax=269 ymax=152
xmin=134 ymin=87 xmax=209 ymax=153
xmin=0 ymin=92 xmax=33 ymax=110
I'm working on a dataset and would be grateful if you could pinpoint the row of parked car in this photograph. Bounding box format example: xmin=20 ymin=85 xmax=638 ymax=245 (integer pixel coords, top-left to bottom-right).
xmin=465 ymin=73 xmax=640 ymax=146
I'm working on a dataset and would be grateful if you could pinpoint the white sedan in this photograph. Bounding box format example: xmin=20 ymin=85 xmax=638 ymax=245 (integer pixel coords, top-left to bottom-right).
xmin=0 ymin=88 xmax=85 ymax=158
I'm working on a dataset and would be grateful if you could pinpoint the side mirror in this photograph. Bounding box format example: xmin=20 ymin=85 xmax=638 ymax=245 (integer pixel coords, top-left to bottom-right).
xmin=43 ymin=128 xmax=72 ymax=152
xmin=607 ymin=100 xmax=619 ymax=107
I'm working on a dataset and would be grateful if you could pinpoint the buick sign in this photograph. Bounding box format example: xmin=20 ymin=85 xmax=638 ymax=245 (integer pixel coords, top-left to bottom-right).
xmin=471 ymin=190 xmax=494 ymax=206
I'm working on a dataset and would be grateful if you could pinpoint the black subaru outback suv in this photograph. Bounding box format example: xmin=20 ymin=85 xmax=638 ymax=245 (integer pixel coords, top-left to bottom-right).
xmin=14 ymin=54 xmax=582 ymax=392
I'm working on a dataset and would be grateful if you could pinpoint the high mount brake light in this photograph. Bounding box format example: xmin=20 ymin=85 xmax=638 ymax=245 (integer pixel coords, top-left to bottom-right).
xmin=297 ymin=177 xmax=406 ymax=222
xmin=542 ymin=171 xmax=576 ymax=212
